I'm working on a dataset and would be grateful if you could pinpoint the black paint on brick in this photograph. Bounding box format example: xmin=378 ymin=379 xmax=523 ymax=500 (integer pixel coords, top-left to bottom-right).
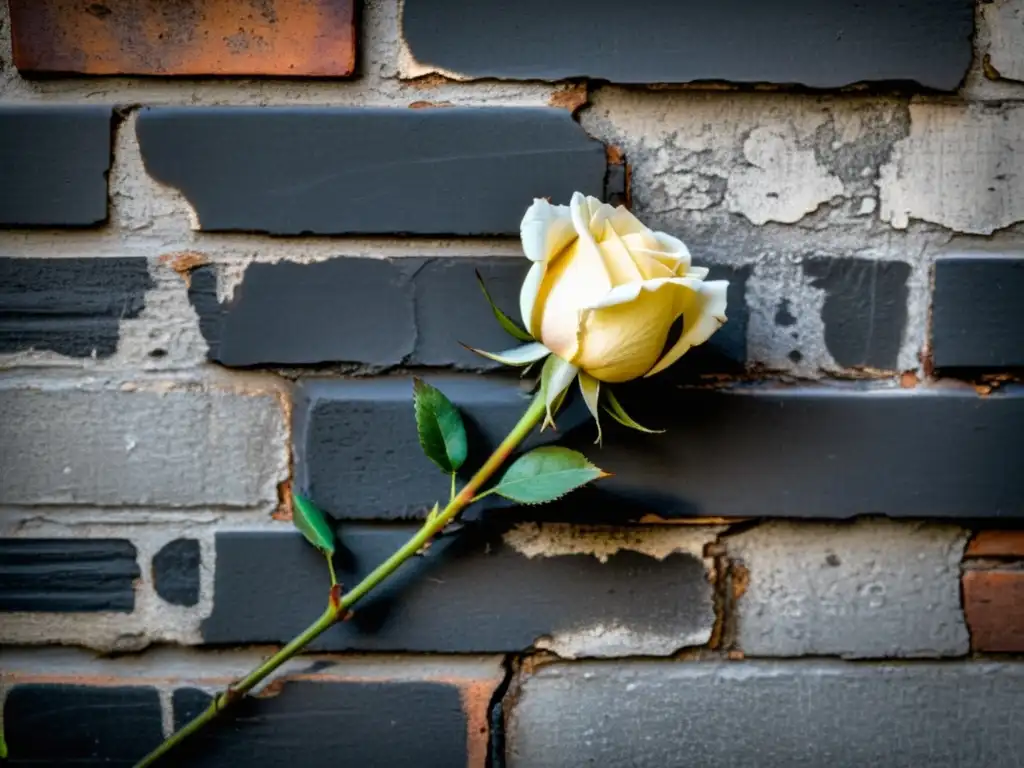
xmin=297 ymin=377 xmax=1024 ymax=521
xmin=0 ymin=538 xmax=139 ymax=612
xmin=803 ymin=257 xmax=910 ymax=370
xmin=4 ymin=684 xmax=163 ymax=766
xmin=402 ymin=0 xmax=973 ymax=91
xmin=932 ymin=253 xmax=1024 ymax=370
xmin=0 ymin=257 xmax=153 ymax=358
xmin=201 ymin=526 xmax=711 ymax=651
xmin=172 ymin=681 xmax=466 ymax=767
xmin=152 ymin=538 xmax=201 ymax=607
xmin=189 ymin=257 xmax=748 ymax=370
xmin=136 ymin=107 xmax=609 ymax=235
xmin=187 ymin=257 xmax=529 ymax=368
xmin=0 ymin=105 xmax=112 ymax=226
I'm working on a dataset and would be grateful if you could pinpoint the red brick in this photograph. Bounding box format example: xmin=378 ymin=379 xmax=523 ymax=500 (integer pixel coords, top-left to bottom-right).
xmin=963 ymin=570 xmax=1024 ymax=652
xmin=9 ymin=0 xmax=356 ymax=77
xmin=965 ymin=531 xmax=1024 ymax=559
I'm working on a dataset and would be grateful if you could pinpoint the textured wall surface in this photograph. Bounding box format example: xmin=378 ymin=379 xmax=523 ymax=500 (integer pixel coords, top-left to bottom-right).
xmin=1 ymin=0 xmax=1023 ymax=764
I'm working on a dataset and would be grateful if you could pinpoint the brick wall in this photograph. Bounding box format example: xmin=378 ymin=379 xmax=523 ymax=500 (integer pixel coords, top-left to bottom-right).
xmin=1 ymin=1 xmax=1023 ymax=765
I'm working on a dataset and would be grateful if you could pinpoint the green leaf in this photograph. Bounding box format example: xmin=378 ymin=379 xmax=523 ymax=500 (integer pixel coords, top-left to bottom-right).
xmin=463 ymin=341 xmax=550 ymax=367
xmin=604 ymin=389 xmax=664 ymax=434
xmin=292 ymin=493 xmax=335 ymax=555
xmin=492 ymin=446 xmax=608 ymax=505
xmin=476 ymin=270 xmax=533 ymax=342
xmin=413 ymin=378 xmax=468 ymax=473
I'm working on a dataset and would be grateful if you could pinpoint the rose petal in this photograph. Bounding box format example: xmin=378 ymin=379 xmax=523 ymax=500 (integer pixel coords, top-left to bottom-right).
xmin=597 ymin=221 xmax=644 ymax=284
xmin=519 ymin=261 xmax=545 ymax=336
xmin=537 ymin=240 xmax=612 ymax=360
xmin=520 ymin=198 xmax=578 ymax=264
xmin=645 ymin=279 xmax=729 ymax=377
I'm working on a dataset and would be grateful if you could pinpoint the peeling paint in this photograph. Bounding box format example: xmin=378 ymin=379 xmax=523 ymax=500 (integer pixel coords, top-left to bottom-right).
xmin=982 ymin=0 xmax=1024 ymax=84
xmin=503 ymin=523 xmax=722 ymax=564
xmin=534 ymin=624 xmax=710 ymax=659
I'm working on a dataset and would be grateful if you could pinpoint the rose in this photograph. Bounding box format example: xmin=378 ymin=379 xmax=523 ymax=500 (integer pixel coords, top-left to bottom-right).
xmin=519 ymin=192 xmax=728 ymax=383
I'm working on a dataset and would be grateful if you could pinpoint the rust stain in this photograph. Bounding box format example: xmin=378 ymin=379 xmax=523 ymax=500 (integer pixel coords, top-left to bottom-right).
xmin=639 ymin=514 xmax=745 ymax=526
xmin=160 ymin=250 xmax=209 ymax=288
xmin=273 ymin=478 xmax=293 ymax=522
xmin=965 ymin=531 xmax=1024 ymax=559
xmin=8 ymin=0 xmax=356 ymax=77
xmin=605 ymin=144 xmax=625 ymax=165
xmin=252 ymin=677 xmax=288 ymax=699
xmin=899 ymin=371 xmax=919 ymax=389
xmin=727 ymin=649 xmax=745 ymax=660
xmin=974 ymin=383 xmax=994 ymax=396
xmin=731 ymin=562 xmax=750 ymax=601
xmin=548 ymin=85 xmax=588 ymax=115
xmin=408 ymin=100 xmax=454 ymax=109
xmin=407 ymin=73 xmax=451 ymax=89
xmin=982 ymin=54 xmax=1002 ymax=81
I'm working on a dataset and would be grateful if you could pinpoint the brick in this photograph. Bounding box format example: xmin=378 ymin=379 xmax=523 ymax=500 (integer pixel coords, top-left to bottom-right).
xmin=0 ymin=257 xmax=153 ymax=358
xmin=0 ymin=539 xmax=139 ymax=612
xmin=932 ymin=251 xmax=1024 ymax=369
xmin=727 ymin=520 xmax=968 ymax=658
xmin=402 ymin=0 xmax=972 ymax=90
xmin=0 ymin=387 xmax=286 ymax=508
xmin=8 ymin=0 xmax=356 ymax=77
xmin=0 ymin=105 xmax=112 ymax=227
xmin=152 ymin=538 xmax=201 ymax=607
xmin=880 ymin=103 xmax=1024 ymax=235
xmin=966 ymin=530 xmax=1024 ymax=558
xmin=172 ymin=681 xmax=468 ymax=767
xmin=506 ymin=661 xmax=1024 ymax=768
xmin=298 ymin=377 xmax=1024 ymax=520
xmin=802 ymin=257 xmax=909 ymax=370
xmin=963 ymin=570 xmax=1024 ymax=652
xmin=3 ymin=684 xmax=163 ymax=765
xmin=983 ymin=0 xmax=1024 ymax=83
xmin=201 ymin=525 xmax=716 ymax=655
xmin=136 ymin=107 xmax=612 ymax=235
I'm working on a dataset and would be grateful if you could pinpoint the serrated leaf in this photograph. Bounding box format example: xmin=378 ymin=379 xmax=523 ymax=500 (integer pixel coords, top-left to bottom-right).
xmin=604 ymin=388 xmax=664 ymax=434
xmin=292 ymin=493 xmax=335 ymax=555
xmin=413 ymin=378 xmax=468 ymax=473
xmin=492 ymin=446 xmax=607 ymax=505
xmin=463 ymin=341 xmax=550 ymax=367
xmin=476 ymin=270 xmax=533 ymax=342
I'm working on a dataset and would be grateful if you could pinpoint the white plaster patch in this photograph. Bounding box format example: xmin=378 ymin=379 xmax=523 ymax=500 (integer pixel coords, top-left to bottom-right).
xmin=984 ymin=0 xmax=1024 ymax=83
xmin=725 ymin=126 xmax=844 ymax=225
xmin=879 ymin=103 xmax=1024 ymax=234
xmin=534 ymin=624 xmax=710 ymax=659
xmin=503 ymin=522 xmax=722 ymax=564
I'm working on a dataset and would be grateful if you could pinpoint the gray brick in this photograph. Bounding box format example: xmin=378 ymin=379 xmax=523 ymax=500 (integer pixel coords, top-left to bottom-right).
xmin=0 ymin=387 xmax=286 ymax=508
xmin=189 ymin=257 xmax=528 ymax=368
xmin=296 ymin=377 xmax=1024 ymax=520
xmin=802 ymin=257 xmax=910 ymax=370
xmin=0 ymin=257 xmax=153 ymax=358
xmin=172 ymin=681 xmax=467 ymax=768
xmin=728 ymin=520 xmax=969 ymax=658
xmin=136 ymin=107 xmax=610 ymax=235
xmin=0 ymin=539 xmax=139 ymax=612
xmin=201 ymin=525 xmax=715 ymax=655
xmin=152 ymin=538 xmax=200 ymax=607
xmin=403 ymin=0 xmax=972 ymax=90
xmin=4 ymin=684 xmax=163 ymax=766
xmin=0 ymin=105 xmax=112 ymax=226
xmin=932 ymin=250 xmax=1024 ymax=369
xmin=507 ymin=661 xmax=1024 ymax=768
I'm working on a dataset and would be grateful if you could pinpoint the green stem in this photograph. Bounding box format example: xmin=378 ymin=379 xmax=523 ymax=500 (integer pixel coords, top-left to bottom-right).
xmin=134 ymin=393 xmax=546 ymax=768
xmin=449 ymin=472 xmax=456 ymax=503
xmin=325 ymin=552 xmax=338 ymax=587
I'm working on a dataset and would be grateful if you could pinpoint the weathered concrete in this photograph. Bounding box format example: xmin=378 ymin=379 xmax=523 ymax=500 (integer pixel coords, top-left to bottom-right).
xmin=727 ymin=520 xmax=970 ymax=658
xmin=983 ymin=0 xmax=1024 ymax=83
xmin=0 ymin=383 xmax=288 ymax=509
xmin=507 ymin=661 xmax=1024 ymax=768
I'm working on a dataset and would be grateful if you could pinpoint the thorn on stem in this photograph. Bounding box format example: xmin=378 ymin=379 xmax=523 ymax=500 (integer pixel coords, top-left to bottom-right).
xmin=329 ymin=583 xmax=343 ymax=611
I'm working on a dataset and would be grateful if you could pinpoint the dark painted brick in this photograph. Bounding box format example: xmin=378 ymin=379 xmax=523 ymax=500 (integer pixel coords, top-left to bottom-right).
xmin=4 ymin=684 xmax=163 ymax=766
xmin=932 ymin=252 xmax=1024 ymax=370
xmin=201 ymin=526 xmax=713 ymax=652
xmin=802 ymin=257 xmax=910 ymax=370
xmin=191 ymin=257 xmax=747 ymax=369
xmin=188 ymin=257 xmax=529 ymax=368
xmin=152 ymin=538 xmax=201 ymax=607
xmin=507 ymin=661 xmax=1024 ymax=768
xmin=9 ymin=0 xmax=356 ymax=77
xmin=0 ymin=257 xmax=153 ymax=358
xmin=0 ymin=105 xmax=112 ymax=226
xmin=136 ymin=107 xmax=610 ymax=235
xmin=172 ymin=681 xmax=467 ymax=767
xmin=403 ymin=0 xmax=973 ymax=90
xmin=0 ymin=538 xmax=139 ymax=612
xmin=963 ymin=570 xmax=1024 ymax=653
xmin=298 ymin=376 xmax=1024 ymax=520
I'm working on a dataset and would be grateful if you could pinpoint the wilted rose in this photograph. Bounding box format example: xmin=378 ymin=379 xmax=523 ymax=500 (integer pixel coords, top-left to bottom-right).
xmin=519 ymin=192 xmax=728 ymax=383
